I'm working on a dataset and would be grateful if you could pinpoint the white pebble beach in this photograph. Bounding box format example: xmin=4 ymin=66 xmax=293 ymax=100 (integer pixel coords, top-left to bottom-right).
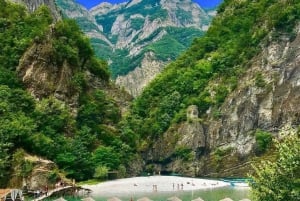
xmin=84 ymin=176 xmax=230 ymax=196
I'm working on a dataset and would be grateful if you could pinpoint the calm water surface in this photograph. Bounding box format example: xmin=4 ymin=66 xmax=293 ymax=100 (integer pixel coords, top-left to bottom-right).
xmin=53 ymin=176 xmax=251 ymax=201
xmin=86 ymin=187 xmax=250 ymax=201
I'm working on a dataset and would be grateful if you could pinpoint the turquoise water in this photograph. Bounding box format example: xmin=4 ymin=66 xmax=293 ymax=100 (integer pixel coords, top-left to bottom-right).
xmin=44 ymin=176 xmax=251 ymax=201
xmin=53 ymin=186 xmax=250 ymax=201
xmin=89 ymin=186 xmax=250 ymax=201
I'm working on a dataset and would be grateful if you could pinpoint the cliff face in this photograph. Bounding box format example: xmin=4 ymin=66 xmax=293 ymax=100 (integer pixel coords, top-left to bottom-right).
xmin=56 ymin=0 xmax=214 ymax=97
xmin=146 ymin=26 xmax=300 ymax=177
xmin=10 ymin=0 xmax=61 ymax=21
xmin=115 ymin=52 xmax=167 ymax=97
xmin=9 ymin=152 xmax=68 ymax=190
xmin=206 ymin=29 xmax=300 ymax=153
xmin=17 ymin=27 xmax=80 ymax=110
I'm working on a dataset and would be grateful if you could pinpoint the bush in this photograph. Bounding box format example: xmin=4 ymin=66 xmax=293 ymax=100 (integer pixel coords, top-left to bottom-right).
xmin=174 ymin=146 xmax=193 ymax=161
xmin=255 ymin=130 xmax=272 ymax=154
xmin=86 ymin=57 xmax=110 ymax=81
xmin=250 ymin=131 xmax=300 ymax=201
xmin=255 ymin=72 xmax=266 ymax=88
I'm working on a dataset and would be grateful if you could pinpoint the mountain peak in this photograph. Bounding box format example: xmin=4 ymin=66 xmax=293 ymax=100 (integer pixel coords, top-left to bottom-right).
xmin=126 ymin=0 xmax=142 ymax=8
xmin=90 ymin=1 xmax=126 ymax=15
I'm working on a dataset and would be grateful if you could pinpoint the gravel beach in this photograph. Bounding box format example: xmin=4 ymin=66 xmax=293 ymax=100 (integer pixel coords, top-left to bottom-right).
xmin=84 ymin=176 xmax=230 ymax=196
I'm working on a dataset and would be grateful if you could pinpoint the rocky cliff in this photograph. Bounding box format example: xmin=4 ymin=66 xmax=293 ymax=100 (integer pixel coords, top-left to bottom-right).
xmin=17 ymin=29 xmax=79 ymax=109
xmin=56 ymin=0 xmax=214 ymax=97
xmin=8 ymin=150 xmax=69 ymax=190
xmin=145 ymin=24 xmax=300 ymax=177
xmin=115 ymin=52 xmax=167 ymax=96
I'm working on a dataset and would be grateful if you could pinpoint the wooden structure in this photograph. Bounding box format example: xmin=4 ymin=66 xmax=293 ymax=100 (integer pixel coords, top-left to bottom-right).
xmin=0 ymin=189 xmax=23 ymax=201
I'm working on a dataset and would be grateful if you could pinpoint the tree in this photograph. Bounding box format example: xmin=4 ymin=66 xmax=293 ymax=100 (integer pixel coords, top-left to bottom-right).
xmin=92 ymin=146 xmax=121 ymax=170
xmin=93 ymin=165 xmax=108 ymax=180
xmin=250 ymin=128 xmax=300 ymax=201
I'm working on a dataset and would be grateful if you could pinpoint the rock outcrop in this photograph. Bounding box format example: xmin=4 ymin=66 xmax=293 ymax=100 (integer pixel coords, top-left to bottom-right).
xmin=178 ymin=105 xmax=206 ymax=150
xmin=8 ymin=152 xmax=67 ymax=190
xmin=145 ymin=105 xmax=206 ymax=176
xmin=17 ymin=28 xmax=79 ymax=110
xmin=115 ymin=52 xmax=167 ymax=97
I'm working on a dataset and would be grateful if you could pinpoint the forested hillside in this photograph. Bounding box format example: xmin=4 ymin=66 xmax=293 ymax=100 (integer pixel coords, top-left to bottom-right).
xmin=121 ymin=0 xmax=300 ymax=176
xmin=0 ymin=0 xmax=132 ymax=187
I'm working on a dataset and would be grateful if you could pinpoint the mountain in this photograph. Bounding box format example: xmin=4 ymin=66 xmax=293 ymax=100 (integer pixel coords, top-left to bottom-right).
xmin=56 ymin=0 xmax=214 ymax=96
xmin=122 ymin=0 xmax=300 ymax=177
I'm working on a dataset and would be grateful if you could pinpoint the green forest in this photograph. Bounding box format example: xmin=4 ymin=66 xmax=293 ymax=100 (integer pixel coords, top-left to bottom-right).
xmin=0 ymin=0 xmax=133 ymax=185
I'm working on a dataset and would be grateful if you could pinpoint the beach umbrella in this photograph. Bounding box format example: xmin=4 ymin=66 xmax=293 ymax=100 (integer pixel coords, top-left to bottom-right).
xmin=219 ymin=198 xmax=234 ymax=201
xmin=137 ymin=197 xmax=152 ymax=201
xmin=239 ymin=199 xmax=251 ymax=201
xmin=167 ymin=196 xmax=182 ymax=201
xmin=53 ymin=197 xmax=67 ymax=201
xmin=81 ymin=197 xmax=96 ymax=201
xmin=191 ymin=197 xmax=205 ymax=201
xmin=107 ymin=197 xmax=122 ymax=201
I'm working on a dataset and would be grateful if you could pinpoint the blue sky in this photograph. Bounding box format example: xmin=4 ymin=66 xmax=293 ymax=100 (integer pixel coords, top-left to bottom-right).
xmin=76 ymin=0 xmax=223 ymax=9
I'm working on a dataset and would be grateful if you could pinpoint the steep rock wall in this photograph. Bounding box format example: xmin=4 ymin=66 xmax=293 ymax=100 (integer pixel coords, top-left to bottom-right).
xmin=146 ymin=26 xmax=300 ymax=177
xmin=115 ymin=52 xmax=168 ymax=97
xmin=207 ymin=28 xmax=300 ymax=154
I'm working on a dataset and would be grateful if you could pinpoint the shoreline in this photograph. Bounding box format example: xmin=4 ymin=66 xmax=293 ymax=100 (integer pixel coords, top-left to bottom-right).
xmin=83 ymin=176 xmax=231 ymax=196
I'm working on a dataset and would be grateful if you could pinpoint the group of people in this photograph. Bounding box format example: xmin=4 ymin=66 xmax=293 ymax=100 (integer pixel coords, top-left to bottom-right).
xmin=152 ymin=185 xmax=158 ymax=192
xmin=172 ymin=183 xmax=184 ymax=191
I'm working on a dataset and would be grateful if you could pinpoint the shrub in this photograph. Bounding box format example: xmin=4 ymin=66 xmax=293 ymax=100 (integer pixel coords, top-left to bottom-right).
xmin=255 ymin=72 xmax=266 ymax=88
xmin=255 ymin=130 xmax=272 ymax=154
xmin=250 ymin=131 xmax=300 ymax=201
xmin=174 ymin=146 xmax=193 ymax=161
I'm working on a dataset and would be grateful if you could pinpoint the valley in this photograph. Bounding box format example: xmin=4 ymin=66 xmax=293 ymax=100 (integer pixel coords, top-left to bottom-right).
xmin=0 ymin=0 xmax=299 ymax=200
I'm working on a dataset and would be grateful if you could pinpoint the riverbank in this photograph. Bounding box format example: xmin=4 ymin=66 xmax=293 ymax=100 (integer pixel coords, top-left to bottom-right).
xmin=83 ymin=176 xmax=231 ymax=196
